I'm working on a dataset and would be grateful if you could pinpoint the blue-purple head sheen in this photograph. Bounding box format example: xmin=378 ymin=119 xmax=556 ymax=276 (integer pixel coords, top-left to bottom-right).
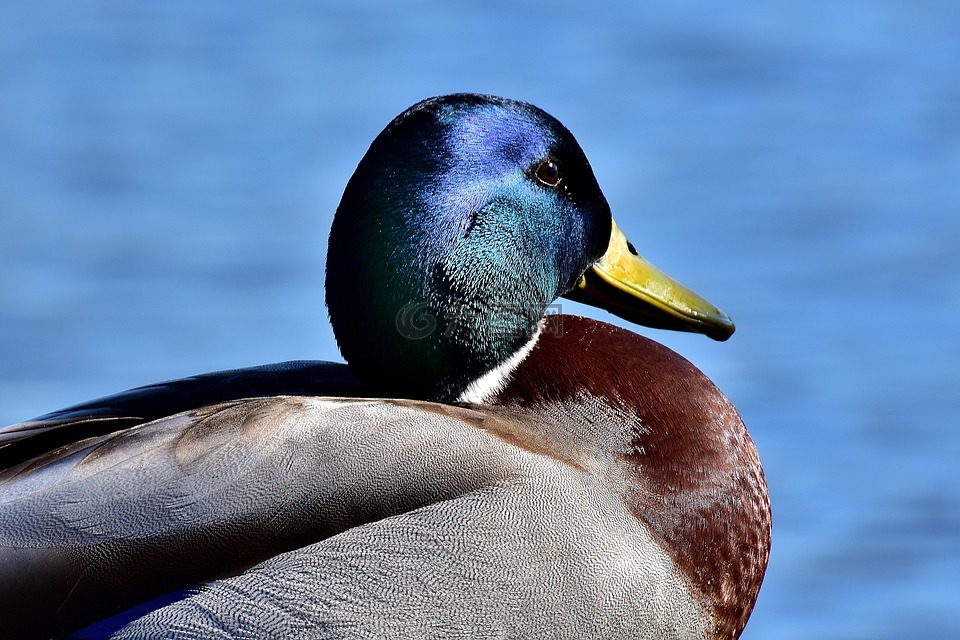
xmin=325 ymin=95 xmax=612 ymax=401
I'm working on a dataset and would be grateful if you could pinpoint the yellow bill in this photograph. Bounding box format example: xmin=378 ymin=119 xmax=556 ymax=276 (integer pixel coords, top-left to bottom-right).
xmin=564 ymin=219 xmax=735 ymax=341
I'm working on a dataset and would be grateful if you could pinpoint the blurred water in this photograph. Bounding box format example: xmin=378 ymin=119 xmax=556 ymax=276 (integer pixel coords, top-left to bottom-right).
xmin=2 ymin=2 xmax=959 ymax=638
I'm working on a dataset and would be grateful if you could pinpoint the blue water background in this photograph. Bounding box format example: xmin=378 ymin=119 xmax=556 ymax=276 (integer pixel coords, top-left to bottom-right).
xmin=1 ymin=2 xmax=958 ymax=638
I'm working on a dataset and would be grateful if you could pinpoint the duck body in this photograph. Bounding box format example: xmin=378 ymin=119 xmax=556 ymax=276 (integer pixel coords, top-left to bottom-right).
xmin=0 ymin=316 xmax=767 ymax=639
xmin=0 ymin=94 xmax=769 ymax=639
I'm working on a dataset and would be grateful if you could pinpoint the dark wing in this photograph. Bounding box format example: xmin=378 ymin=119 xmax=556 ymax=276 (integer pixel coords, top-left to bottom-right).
xmin=0 ymin=360 xmax=361 ymax=469
xmin=0 ymin=396 xmax=521 ymax=639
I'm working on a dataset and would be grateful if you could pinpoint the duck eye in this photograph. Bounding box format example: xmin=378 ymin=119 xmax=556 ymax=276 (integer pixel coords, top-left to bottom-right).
xmin=534 ymin=158 xmax=562 ymax=187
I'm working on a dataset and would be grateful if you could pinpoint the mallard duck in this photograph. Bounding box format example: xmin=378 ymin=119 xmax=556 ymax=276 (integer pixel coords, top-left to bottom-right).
xmin=0 ymin=94 xmax=770 ymax=640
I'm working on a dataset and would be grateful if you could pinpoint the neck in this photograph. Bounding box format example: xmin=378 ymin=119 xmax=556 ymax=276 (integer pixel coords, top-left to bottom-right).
xmin=457 ymin=322 xmax=544 ymax=404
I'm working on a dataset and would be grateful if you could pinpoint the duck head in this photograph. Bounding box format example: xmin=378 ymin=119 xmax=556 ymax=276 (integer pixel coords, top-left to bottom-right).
xmin=326 ymin=94 xmax=733 ymax=402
